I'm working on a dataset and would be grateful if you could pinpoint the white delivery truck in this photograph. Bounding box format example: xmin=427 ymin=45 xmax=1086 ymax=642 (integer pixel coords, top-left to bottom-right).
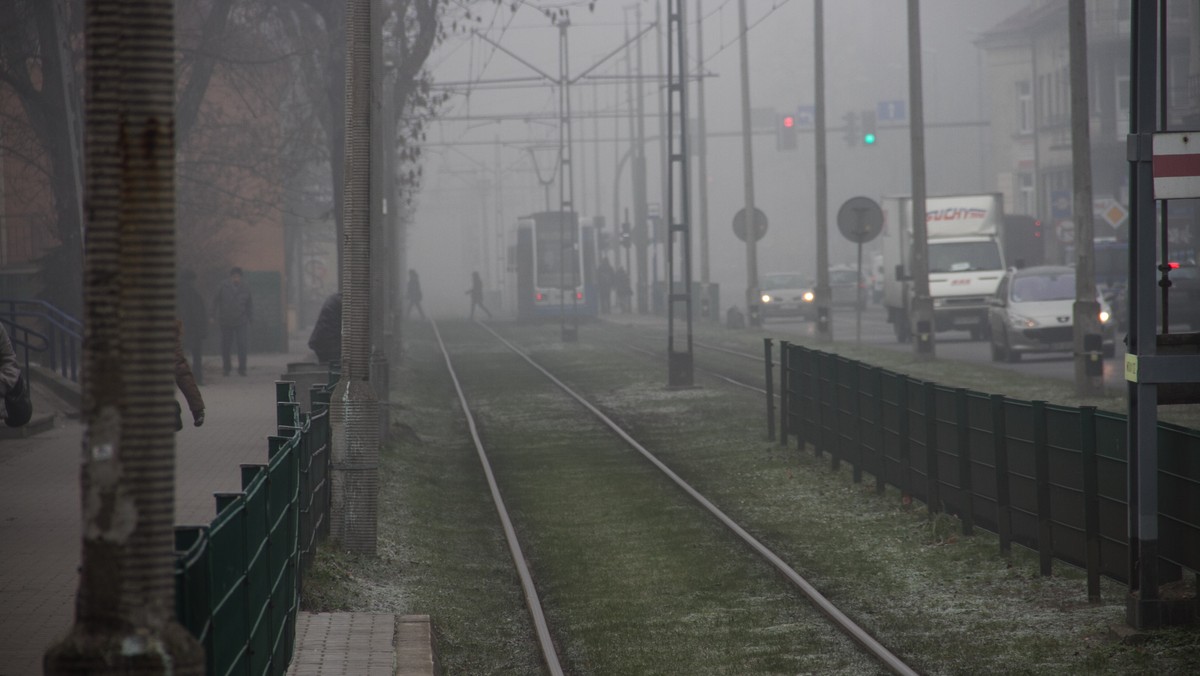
xmin=881 ymin=193 xmax=1007 ymax=342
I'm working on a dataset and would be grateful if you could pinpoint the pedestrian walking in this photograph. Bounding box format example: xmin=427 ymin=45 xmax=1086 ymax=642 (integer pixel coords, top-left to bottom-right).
xmin=174 ymin=320 xmax=205 ymax=430
xmin=466 ymin=271 xmax=492 ymax=320
xmin=211 ymin=266 xmax=252 ymax=376
xmin=177 ymin=268 xmax=207 ymax=385
xmin=596 ymin=258 xmax=614 ymax=314
xmin=308 ymin=292 xmax=342 ymax=363
xmin=407 ymin=269 xmax=426 ymax=320
xmin=616 ymin=266 xmax=632 ymax=313
xmin=0 ymin=321 xmax=31 ymax=427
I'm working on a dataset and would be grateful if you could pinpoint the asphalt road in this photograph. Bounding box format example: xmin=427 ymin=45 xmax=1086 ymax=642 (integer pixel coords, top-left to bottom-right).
xmin=763 ymin=303 xmax=1129 ymax=389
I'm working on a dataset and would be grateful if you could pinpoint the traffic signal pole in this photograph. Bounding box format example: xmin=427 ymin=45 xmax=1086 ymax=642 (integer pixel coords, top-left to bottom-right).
xmin=736 ymin=0 xmax=760 ymax=326
xmin=907 ymin=0 xmax=934 ymax=360
xmin=813 ymin=0 xmax=831 ymax=343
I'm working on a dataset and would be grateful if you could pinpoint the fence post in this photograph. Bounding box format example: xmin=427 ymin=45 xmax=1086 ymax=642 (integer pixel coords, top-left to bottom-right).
xmin=924 ymin=381 xmax=940 ymax=514
xmin=992 ymin=394 xmax=1012 ymax=557
xmin=875 ymin=367 xmax=887 ymax=495
xmin=897 ymin=375 xmax=911 ymax=502
xmin=956 ymin=388 xmax=974 ymax=536
xmin=830 ymin=355 xmax=841 ymax=471
xmin=813 ymin=351 xmax=824 ymax=459
xmin=851 ymin=362 xmax=863 ymax=483
xmin=1081 ymin=406 xmax=1102 ymax=602
xmin=794 ymin=347 xmax=807 ymax=451
xmin=779 ymin=341 xmax=790 ymax=446
xmin=1032 ymin=400 xmax=1053 ymax=576
xmin=764 ymin=338 xmax=775 ymax=441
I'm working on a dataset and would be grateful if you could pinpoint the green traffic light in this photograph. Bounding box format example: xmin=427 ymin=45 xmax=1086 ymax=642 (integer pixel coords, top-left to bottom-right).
xmin=863 ymin=133 xmax=876 ymax=145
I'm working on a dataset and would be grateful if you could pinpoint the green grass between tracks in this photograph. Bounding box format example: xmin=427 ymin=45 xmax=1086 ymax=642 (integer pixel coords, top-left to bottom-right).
xmin=304 ymin=318 xmax=1199 ymax=675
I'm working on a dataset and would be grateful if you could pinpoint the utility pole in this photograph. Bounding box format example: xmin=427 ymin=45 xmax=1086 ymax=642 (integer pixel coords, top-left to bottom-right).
xmin=907 ymin=0 xmax=934 ymax=359
xmin=1069 ymin=0 xmax=1102 ymax=396
xmin=695 ymin=0 xmax=711 ymax=296
xmin=331 ymin=0 xmax=380 ymax=555
xmin=665 ymin=0 xmax=694 ymax=386
xmin=634 ymin=5 xmax=650 ymax=314
xmin=814 ymin=0 xmax=832 ymax=342
xmin=557 ymin=16 xmax=579 ymax=342
xmin=736 ymin=0 xmax=760 ymax=326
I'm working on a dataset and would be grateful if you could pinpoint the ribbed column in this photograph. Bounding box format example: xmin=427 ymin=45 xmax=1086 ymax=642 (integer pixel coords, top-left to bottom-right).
xmin=46 ymin=1 xmax=204 ymax=673
xmin=330 ymin=0 xmax=379 ymax=555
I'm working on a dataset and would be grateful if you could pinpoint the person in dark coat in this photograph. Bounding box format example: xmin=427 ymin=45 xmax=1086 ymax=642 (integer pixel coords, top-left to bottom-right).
xmin=212 ymin=266 xmax=253 ymax=376
xmin=308 ymin=292 xmax=342 ymax=364
xmin=177 ymin=269 xmax=208 ymax=385
xmin=407 ymin=269 xmax=426 ymax=320
xmin=466 ymin=271 xmax=492 ymax=320
xmin=596 ymin=258 xmax=614 ymax=314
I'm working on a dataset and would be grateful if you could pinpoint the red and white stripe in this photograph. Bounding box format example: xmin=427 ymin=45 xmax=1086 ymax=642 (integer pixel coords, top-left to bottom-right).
xmin=1153 ymin=132 xmax=1200 ymax=199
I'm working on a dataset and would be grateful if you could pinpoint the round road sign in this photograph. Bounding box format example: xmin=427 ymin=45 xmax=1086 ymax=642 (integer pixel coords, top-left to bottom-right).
xmin=836 ymin=196 xmax=884 ymax=244
xmin=733 ymin=207 xmax=769 ymax=242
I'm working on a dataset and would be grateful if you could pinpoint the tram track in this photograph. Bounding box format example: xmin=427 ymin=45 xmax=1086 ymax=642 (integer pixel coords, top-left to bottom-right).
xmin=444 ymin=319 xmax=919 ymax=676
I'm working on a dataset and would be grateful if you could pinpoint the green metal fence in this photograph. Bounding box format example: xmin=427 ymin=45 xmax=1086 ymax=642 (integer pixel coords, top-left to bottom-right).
xmin=174 ymin=379 xmax=333 ymax=676
xmin=778 ymin=341 xmax=1200 ymax=599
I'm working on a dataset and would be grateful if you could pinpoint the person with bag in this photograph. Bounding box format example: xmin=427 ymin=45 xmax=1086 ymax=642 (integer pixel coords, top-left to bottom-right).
xmin=0 ymin=321 xmax=31 ymax=427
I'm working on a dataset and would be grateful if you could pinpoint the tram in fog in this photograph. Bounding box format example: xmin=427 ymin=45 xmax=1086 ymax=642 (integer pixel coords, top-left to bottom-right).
xmin=506 ymin=211 xmax=598 ymax=322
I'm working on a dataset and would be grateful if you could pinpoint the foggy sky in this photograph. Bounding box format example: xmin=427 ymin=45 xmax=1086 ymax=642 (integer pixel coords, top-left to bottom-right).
xmin=412 ymin=0 xmax=1025 ymax=314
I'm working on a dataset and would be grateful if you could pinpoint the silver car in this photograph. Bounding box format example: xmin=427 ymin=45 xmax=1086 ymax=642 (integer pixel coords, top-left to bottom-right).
xmin=988 ymin=266 xmax=1115 ymax=362
xmin=760 ymin=273 xmax=815 ymax=320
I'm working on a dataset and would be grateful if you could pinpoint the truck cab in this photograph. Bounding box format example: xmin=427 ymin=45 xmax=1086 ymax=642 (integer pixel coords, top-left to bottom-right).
xmin=927 ymin=236 xmax=1005 ymax=338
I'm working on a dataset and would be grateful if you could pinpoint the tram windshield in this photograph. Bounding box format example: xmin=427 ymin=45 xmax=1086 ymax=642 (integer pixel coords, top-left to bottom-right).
xmin=536 ymin=221 xmax=580 ymax=289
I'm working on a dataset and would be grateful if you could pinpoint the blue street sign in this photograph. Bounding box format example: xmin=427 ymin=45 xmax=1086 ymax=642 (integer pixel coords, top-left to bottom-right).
xmin=877 ymin=100 xmax=907 ymax=122
xmin=1051 ymin=190 xmax=1072 ymax=220
xmin=795 ymin=105 xmax=815 ymax=127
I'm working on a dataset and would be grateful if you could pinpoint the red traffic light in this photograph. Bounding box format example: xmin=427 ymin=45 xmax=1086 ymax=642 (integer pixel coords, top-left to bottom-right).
xmin=783 ymin=115 xmax=795 ymax=128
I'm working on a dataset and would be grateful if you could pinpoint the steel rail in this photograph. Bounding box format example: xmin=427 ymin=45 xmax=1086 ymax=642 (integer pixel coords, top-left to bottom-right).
xmin=477 ymin=322 xmax=919 ymax=676
xmin=627 ymin=344 xmax=767 ymax=395
xmin=429 ymin=319 xmax=564 ymax=676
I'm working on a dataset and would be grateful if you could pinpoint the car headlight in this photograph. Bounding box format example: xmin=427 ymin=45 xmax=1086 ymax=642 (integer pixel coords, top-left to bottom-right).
xmin=1099 ymin=310 xmax=1111 ymax=323
xmin=1009 ymin=315 xmax=1037 ymax=328
xmin=761 ymin=293 xmax=772 ymax=304
xmin=802 ymin=291 xmax=814 ymax=302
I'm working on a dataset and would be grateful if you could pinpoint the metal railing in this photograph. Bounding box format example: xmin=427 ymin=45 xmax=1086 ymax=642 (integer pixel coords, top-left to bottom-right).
xmin=774 ymin=341 xmax=1200 ymax=600
xmin=174 ymin=378 xmax=333 ymax=676
xmin=0 ymin=299 xmax=82 ymax=382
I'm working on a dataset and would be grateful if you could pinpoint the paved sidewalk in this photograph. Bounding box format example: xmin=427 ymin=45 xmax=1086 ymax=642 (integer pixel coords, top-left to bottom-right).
xmin=0 ymin=340 xmax=381 ymax=675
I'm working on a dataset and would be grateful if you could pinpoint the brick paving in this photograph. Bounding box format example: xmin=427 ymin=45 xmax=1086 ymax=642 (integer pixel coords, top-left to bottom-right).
xmin=0 ymin=340 xmax=417 ymax=676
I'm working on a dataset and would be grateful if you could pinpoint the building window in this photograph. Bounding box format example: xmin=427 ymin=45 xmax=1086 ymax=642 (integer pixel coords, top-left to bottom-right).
xmin=1017 ymin=80 xmax=1033 ymax=134
xmin=1018 ymin=173 xmax=1035 ymax=216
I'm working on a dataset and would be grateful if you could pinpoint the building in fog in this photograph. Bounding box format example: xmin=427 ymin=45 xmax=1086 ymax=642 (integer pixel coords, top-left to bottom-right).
xmin=978 ymin=0 xmax=1200 ymax=263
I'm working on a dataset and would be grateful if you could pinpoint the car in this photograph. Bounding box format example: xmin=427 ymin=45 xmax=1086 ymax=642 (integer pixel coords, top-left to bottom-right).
xmin=760 ymin=272 xmax=815 ymax=320
xmin=987 ymin=265 xmax=1116 ymax=362
xmin=827 ymin=266 xmax=867 ymax=309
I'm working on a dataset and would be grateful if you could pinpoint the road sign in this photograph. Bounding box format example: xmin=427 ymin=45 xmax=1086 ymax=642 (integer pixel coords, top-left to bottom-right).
xmin=1152 ymin=132 xmax=1200 ymax=199
xmin=1051 ymin=190 xmax=1072 ymax=220
xmin=795 ymin=105 xmax=815 ymax=127
xmin=1098 ymin=200 xmax=1128 ymax=228
xmin=877 ymin=100 xmax=907 ymax=122
xmin=836 ymin=196 xmax=884 ymax=244
xmin=732 ymin=207 xmax=768 ymax=242
xmin=1056 ymin=219 xmax=1075 ymax=244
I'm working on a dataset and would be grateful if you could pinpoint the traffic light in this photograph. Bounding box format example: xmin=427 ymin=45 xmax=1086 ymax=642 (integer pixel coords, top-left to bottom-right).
xmin=861 ymin=110 xmax=877 ymax=145
xmin=842 ymin=111 xmax=859 ymax=147
xmin=776 ymin=113 xmax=798 ymax=151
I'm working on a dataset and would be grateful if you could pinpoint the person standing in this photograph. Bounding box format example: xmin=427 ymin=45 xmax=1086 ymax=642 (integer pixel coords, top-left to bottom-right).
xmin=466 ymin=271 xmax=492 ymax=320
xmin=212 ymin=266 xmax=252 ymax=376
xmin=597 ymin=257 xmax=614 ymax=314
xmin=407 ymin=269 xmax=426 ymax=320
xmin=177 ymin=269 xmax=207 ymax=384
